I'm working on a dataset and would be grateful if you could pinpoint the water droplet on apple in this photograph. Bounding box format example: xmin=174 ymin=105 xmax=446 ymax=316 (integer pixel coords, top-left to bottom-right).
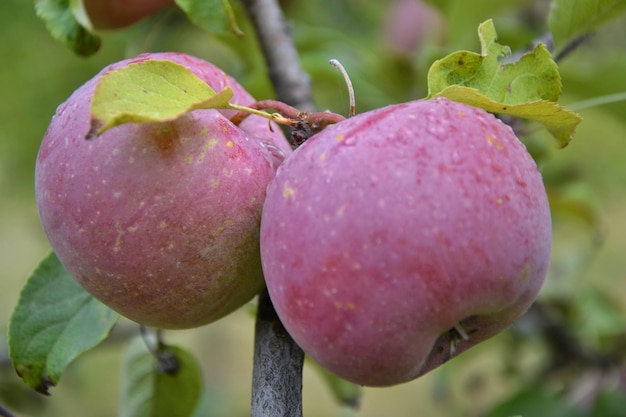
xmin=343 ymin=135 xmax=358 ymax=146
xmin=258 ymin=141 xmax=287 ymax=169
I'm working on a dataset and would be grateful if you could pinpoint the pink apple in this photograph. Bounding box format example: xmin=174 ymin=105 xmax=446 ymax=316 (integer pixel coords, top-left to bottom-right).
xmin=383 ymin=0 xmax=445 ymax=56
xmin=35 ymin=52 xmax=290 ymax=329
xmin=260 ymin=97 xmax=552 ymax=386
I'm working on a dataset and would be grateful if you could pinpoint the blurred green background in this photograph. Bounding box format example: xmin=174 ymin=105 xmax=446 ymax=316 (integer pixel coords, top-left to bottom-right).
xmin=1 ymin=0 xmax=625 ymax=416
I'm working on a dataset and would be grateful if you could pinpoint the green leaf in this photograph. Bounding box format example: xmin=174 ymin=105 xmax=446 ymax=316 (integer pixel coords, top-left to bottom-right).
xmin=8 ymin=252 xmax=119 ymax=394
xmin=486 ymin=387 xmax=586 ymax=417
xmin=576 ymin=287 xmax=626 ymax=343
xmin=174 ymin=0 xmax=244 ymax=36
xmin=427 ymin=19 xmax=582 ymax=146
xmin=35 ymin=0 xmax=101 ymax=56
xmin=307 ymin=358 xmax=362 ymax=409
xmin=434 ymin=86 xmax=582 ymax=147
xmin=89 ymin=60 xmax=235 ymax=138
xmin=549 ymin=0 xmax=626 ymax=49
xmin=428 ymin=19 xmax=562 ymax=102
xmin=593 ymin=389 xmax=626 ymax=417
xmin=120 ymin=337 xmax=204 ymax=417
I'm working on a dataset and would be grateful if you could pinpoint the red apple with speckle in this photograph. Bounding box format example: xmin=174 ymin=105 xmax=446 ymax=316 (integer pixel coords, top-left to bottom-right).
xmin=35 ymin=52 xmax=290 ymax=329
xmin=80 ymin=0 xmax=174 ymax=30
xmin=260 ymin=97 xmax=552 ymax=386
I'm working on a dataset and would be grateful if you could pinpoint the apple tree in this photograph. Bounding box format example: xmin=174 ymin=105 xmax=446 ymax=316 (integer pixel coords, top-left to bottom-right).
xmin=2 ymin=0 xmax=626 ymax=416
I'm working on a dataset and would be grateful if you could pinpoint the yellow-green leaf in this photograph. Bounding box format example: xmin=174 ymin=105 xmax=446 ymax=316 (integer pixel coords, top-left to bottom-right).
xmin=428 ymin=19 xmax=562 ymax=103
xmin=437 ymin=85 xmax=582 ymax=148
xmin=89 ymin=60 xmax=234 ymax=138
xmin=427 ymin=19 xmax=581 ymax=146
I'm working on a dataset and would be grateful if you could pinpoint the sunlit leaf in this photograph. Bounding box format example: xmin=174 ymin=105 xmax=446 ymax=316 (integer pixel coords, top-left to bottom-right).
xmin=8 ymin=252 xmax=119 ymax=394
xmin=175 ymin=0 xmax=244 ymax=36
xmin=120 ymin=337 xmax=204 ymax=417
xmin=89 ymin=60 xmax=235 ymax=138
xmin=427 ymin=19 xmax=582 ymax=146
xmin=549 ymin=0 xmax=626 ymax=49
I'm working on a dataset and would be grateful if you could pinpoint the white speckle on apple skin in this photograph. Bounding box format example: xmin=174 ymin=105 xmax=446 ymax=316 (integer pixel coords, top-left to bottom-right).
xmin=35 ymin=53 xmax=292 ymax=329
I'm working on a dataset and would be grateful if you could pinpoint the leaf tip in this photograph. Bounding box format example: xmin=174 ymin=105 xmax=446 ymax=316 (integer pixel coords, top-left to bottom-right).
xmin=557 ymin=133 xmax=574 ymax=149
xmin=14 ymin=366 xmax=56 ymax=395
xmin=35 ymin=375 xmax=56 ymax=396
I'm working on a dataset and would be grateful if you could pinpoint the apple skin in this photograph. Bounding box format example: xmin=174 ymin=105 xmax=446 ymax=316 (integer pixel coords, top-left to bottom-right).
xmin=35 ymin=52 xmax=290 ymax=329
xmin=82 ymin=0 xmax=174 ymax=30
xmin=260 ymin=97 xmax=552 ymax=386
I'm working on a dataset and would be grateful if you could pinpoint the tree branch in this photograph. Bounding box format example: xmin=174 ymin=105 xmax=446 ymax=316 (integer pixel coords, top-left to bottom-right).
xmin=239 ymin=1 xmax=314 ymax=415
xmin=240 ymin=0 xmax=315 ymax=111
xmin=251 ymin=289 xmax=304 ymax=417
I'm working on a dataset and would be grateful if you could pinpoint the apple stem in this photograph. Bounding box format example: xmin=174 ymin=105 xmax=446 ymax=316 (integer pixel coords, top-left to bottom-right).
xmin=139 ymin=325 xmax=180 ymax=375
xmin=228 ymin=102 xmax=295 ymax=126
xmin=329 ymin=59 xmax=356 ymax=117
xmin=0 ymin=404 xmax=17 ymax=417
xmin=453 ymin=323 xmax=470 ymax=341
xmin=229 ymin=100 xmax=345 ymax=128
xmin=448 ymin=323 xmax=470 ymax=356
xmin=229 ymin=100 xmax=346 ymax=148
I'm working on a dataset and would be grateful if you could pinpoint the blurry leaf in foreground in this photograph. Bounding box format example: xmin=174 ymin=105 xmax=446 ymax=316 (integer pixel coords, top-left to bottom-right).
xmin=8 ymin=252 xmax=119 ymax=394
xmin=549 ymin=0 xmax=626 ymax=49
xmin=120 ymin=336 xmax=205 ymax=417
xmin=35 ymin=0 xmax=101 ymax=56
